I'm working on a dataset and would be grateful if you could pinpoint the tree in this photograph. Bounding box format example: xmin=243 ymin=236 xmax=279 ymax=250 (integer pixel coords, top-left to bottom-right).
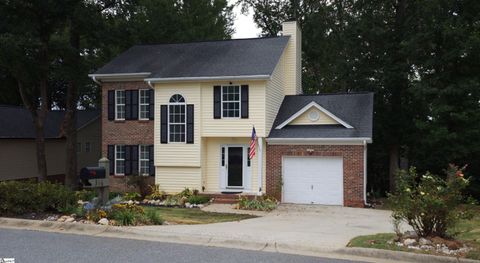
xmin=0 ymin=0 xmax=74 ymax=181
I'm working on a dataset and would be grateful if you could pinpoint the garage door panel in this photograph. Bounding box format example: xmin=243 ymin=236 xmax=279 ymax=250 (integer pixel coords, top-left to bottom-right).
xmin=283 ymin=157 xmax=343 ymax=205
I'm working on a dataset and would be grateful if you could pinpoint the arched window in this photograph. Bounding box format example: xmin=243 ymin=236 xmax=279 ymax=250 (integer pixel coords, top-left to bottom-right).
xmin=168 ymin=94 xmax=186 ymax=142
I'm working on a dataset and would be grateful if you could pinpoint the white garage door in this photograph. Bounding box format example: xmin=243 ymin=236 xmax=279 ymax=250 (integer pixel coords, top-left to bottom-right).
xmin=283 ymin=157 xmax=343 ymax=205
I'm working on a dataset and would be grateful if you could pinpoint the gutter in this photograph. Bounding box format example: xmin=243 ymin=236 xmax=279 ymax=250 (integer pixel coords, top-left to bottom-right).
xmin=363 ymin=140 xmax=370 ymax=207
xmin=144 ymin=74 xmax=271 ymax=83
xmin=88 ymin=72 xmax=151 ymax=83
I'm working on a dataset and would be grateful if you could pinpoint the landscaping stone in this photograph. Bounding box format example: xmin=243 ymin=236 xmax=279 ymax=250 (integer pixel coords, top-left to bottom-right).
xmin=57 ymin=215 xmax=69 ymax=222
xmin=403 ymin=230 xmax=418 ymax=239
xmin=403 ymin=238 xmax=417 ymax=246
xmin=418 ymin=237 xmax=432 ymax=246
xmin=45 ymin=215 xmax=58 ymax=221
xmin=64 ymin=217 xmax=75 ymax=223
xmin=185 ymin=202 xmax=191 ymax=207
xmin=98 ymin=218 xmax=109 ymax=225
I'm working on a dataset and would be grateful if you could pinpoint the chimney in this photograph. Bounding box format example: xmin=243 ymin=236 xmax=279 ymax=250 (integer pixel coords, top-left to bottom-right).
xmin=282 ymin=21 xmax=302 ymax=95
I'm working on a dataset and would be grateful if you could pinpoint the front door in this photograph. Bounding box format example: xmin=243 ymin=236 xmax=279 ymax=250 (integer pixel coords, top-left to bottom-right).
xmin=227 ymin=147 xmax=243 ymax=187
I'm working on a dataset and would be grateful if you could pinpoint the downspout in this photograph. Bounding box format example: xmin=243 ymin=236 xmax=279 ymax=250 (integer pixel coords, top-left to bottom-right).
xmin=147 ymin=80 xmax=154 ymax=89
xmin=91 ymin=75 xmax=101 ymax=85
xmin=363 ymin=140 xmax=370 ymax=207
xmin=257 ymin=137 xmax=264 ymax=196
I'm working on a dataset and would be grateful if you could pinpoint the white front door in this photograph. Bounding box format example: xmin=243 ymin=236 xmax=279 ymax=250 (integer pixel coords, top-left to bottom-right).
xmin=283 ymin=156 xmax=344 ymax=205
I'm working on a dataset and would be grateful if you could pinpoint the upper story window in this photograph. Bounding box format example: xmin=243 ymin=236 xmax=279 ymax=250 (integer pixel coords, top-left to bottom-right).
xmin=115 ymin=90 xmax=126 ymax=120
xmin=222 ymin=85 xmax=240 ymax=118
xmin=139 ymin=89 xmax=149 ymax=120
xmin=168 ymin=94 xmax=186 ymax=143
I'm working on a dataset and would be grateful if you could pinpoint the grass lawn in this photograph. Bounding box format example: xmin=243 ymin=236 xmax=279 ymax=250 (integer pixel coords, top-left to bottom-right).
xmin=143 ymin=207 xmax=257 ymax=225
xmin=347 ymin=207 xmax=480 ymax=260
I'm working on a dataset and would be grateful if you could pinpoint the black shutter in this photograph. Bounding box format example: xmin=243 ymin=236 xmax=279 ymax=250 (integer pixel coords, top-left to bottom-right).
xmin=149 ymin=145 xmax=155 ymax=176
xmin=186 ymin=104 xmax=194 ymax=144
xmin=131 ymin=145 xmax=139 ymax=175
xmin=107 ymin=145 xmax=114 ymax=175
xmin=125 ymin=145 xmax=132 ymax=175
xmin=149 ymin=89 xmax=155 ymax=120
xmin=125 ymin=90 xmax=132 ymax=120
xmin=213 ymin=86 xmax=221 ymax=119
xmin=160 ymin=105 xmax=168 ymax=143
xmin=241 ymin=85 xmax=249 ymax=118
xmin=131 ymin=90 xmax=139 ymax=120
xmin=107 ymin=90 xmax=115 ymax=120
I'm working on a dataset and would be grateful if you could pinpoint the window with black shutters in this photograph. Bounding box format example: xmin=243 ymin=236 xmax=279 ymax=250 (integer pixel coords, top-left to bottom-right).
xmin=168 ymin=94 xmax=186 ymax=143
xmin=221 ymin=85 xmax=240 ymax=118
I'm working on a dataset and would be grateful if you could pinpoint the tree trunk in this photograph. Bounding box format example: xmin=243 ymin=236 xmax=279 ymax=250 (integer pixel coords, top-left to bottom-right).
xmin=389 ymin=144 xmax=400 ymax=192
xmin=34 ymin=118 xmax=48 ymax=181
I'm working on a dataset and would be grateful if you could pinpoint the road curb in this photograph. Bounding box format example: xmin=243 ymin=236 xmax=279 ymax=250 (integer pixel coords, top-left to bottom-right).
xmin=337 ymin=247 xmax=480 ymax=263
xmin=1 ymin=217 xmax=477 ymax=263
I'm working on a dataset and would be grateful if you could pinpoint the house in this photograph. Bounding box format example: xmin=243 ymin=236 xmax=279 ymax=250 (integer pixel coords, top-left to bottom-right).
xmin=89 ymin=21 xmax=373 ymax=207
xmin=0 ymin=105 xmax=101 ymax=182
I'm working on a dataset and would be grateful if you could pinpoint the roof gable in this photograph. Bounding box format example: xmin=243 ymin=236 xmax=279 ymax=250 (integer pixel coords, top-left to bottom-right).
xmin=93 ymin=36 xmax=290 ymax=81
xmin=275 ymin=101 xmax=353 ymax=129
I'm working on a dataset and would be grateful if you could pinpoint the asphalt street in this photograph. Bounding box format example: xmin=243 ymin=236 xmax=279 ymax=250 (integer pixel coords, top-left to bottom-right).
xmin=0 ymin=228 xmax=370 ymax=263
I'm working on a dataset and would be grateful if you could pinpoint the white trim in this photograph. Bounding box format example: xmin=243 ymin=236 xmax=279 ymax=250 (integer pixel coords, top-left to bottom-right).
xmin=114 ymin=145 xmax=126 ymax=176
xmin=363 ymin=140 xmax=369 ymax=206
xmin=221 ymin=144 xmax=248 ymax=190
xmin=145 ymin=75 xmax=270 ymax=83
xmin=88 ymin=72 xmax=151 ymax=82
xmin=257 ymin=137 xmax=263 ymax=194
xmin=115 ymin=90 xmax=126 ymax=121
xmin=275 ymin=101 xmax=354 ymax=129
xmin=138 ymin=89 xmax=150 ymax=120
xmin=267 ymin=137 xmax=372 ymax=145
xmin=221 ymin=85 xmax=241 ymax=119
xmin=139 ymin=145 xmax=150 ymax=176
xmin=167 ymin=95 xmax=187 ymax=143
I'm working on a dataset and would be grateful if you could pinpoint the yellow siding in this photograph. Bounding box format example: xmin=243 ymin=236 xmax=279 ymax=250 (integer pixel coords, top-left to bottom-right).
xmin=154 ymin=83 xmax=202 ymax=167
xmin=200 ymin=81 xmax=267 ymax=137
xmin=282 ymin=21 xmax=302 ymax=95
xmin=289 ymin=107 xmax=339 ymax=125
xmin=266 ymin=54 xmax=285 ymax=134
xmin=203 ymin=137 xmax=265 ymax=193
xmin=155 ymin=166 xmax=201 ymax=194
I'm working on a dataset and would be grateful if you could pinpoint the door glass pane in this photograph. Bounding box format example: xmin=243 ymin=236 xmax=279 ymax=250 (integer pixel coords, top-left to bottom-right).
xmin=227 ymin=147 xmax=243 ymax=187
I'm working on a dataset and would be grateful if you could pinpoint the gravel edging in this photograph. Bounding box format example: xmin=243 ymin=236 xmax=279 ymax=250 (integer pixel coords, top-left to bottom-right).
xmin=337 ymin=247 xmax=480 ymax=263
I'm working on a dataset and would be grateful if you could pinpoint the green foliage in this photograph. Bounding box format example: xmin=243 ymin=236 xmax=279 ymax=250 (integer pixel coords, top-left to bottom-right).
xmin=0 ymin=180 xmax=77 ymax=215
xmin=75 ymin=190 xmax=96 ymax=202
xmin=108 ymin=204 xmax=145 ymax=226
xmin=237 ymin=196 xmax=277 ymax=211
xmin=178 ymin=188 xmax=193 ymax=198
xmin=187 ymin=195 xmax=210 ymax=205
xmin=145 ymin=185 xmax=167 ymax=200
xmin=145 ymin=209 xmax=164 ymax=225
xmin=164 ymin=195 xmax=181 ymax=207
xmin=388 ymin=165 xmax=474 ymax=237
xmin=123 ymin=192 xmax=142 ymax=201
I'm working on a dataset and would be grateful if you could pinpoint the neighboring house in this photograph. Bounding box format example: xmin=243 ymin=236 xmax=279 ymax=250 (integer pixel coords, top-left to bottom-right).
xmin=0 ymin=105 xmax=101 ymax=181
xmin=89 ymin=21 xmax=373 ymax=207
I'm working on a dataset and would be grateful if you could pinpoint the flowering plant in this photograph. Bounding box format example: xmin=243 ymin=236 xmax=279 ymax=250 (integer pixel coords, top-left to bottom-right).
xmin=388 ymin=164 xmax=474 ymax=237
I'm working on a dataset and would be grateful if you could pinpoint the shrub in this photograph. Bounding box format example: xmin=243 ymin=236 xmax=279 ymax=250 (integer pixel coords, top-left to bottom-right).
xmin=145 ymin=185 xmax=166 ymax=200
xmin=108 ymin=204 xmax=145 ymax=226
xmin=164 ymin=195 xmax=181 ymax=206
xmin=237 ymin=196 xmax=278 ymax=211
xmin=75 ymin=190 xmax=96 ymax=202
xmin=187 ymin=195 xmax=210 ymax=205
xmin=123 ymin=192 xmax=141 ymax=201
xmin=145 ymin=209 xmax=164 ymax=225
xmin=178 ymin=188 xmax=193 ymax=198
xmin=0 ymin=180 xmax=77 ymax=215
xmin=388 ymin=165 xmax=474 ymax=238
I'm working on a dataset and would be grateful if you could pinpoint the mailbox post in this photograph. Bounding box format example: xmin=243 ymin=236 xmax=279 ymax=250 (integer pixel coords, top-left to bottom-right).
xmin=79 ymin=158 xmax=110 ymax=206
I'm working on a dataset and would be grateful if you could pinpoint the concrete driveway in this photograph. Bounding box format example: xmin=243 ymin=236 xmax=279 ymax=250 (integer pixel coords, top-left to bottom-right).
xmin=130 ymin=204 xmax=394 ymax=252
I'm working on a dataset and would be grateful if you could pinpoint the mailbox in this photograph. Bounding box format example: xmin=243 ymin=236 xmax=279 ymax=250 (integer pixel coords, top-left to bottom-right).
xmin=80 ymin=167 xmax=106 ymax=180
xmin=80 ymin=167 xmax=108 ymax=188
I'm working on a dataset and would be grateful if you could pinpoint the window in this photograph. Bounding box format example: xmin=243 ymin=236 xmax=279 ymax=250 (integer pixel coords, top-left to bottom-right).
xmin=77 ymin=143 xmax=82 ymax=153
xmin=139 ymin=89 xmax=149 ymax=120
xmin=85 ymin=142 xmax=91 ymax=153
xmin=139 ymin=145 xmax=150 ymax=175
xmin=221 ymin=85 xmax=240 ymax=118
xmin=115 ymin=145 xmax=126 ymax=175
xmin=168 ymin=94 xmax=186 ymax=142
xmin=115 ymin=90 xmax=126 ymax=120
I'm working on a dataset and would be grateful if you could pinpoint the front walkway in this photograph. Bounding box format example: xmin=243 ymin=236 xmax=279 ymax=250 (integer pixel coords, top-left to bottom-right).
xmin=129 ymin=204 xmax=393 ymax=252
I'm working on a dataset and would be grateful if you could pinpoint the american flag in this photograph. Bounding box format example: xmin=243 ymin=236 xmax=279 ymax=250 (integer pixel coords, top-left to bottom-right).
xmin=249 ymin=127 xmax=257 ymax=160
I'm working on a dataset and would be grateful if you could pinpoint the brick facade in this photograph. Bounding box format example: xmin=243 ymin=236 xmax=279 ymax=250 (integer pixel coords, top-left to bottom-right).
xmin=101 ymin=81 xmax=155 ymax=193
xmin=266 ymin=144 xmax=365 ymax=207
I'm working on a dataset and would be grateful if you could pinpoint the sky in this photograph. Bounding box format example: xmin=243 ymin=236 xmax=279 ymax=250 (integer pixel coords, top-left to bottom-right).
xmin=229 ymin=1 xmax=262 ymax=39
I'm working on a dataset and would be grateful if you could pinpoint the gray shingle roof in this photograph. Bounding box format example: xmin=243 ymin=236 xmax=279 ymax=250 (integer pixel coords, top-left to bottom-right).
xmin=94 ymin=37 xmax=290 ymax=79
xmin=0 ymin=105 xmax=100 ymax=139
xmin=268 ymin=92 xmax=374 ymax=139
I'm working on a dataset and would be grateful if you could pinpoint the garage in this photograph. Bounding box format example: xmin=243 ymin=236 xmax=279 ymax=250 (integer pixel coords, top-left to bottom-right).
xmin=282 ymin=156 xmax=344 ymax=205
